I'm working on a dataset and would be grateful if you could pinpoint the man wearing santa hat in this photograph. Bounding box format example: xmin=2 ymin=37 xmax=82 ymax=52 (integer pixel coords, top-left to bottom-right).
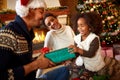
xmin=0 ymin=0 xmax=69 ymax=80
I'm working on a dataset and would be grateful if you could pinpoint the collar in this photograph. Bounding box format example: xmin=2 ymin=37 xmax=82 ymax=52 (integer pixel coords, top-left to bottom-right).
xmin=14 ymin=15 xmax=35 ymax=41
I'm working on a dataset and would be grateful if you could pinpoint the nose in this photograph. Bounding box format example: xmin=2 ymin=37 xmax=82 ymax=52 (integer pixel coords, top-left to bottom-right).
xmin=51 ymin=22 xmax=54 ymax=25
xmin=50 ymin=22 xmax=54 ymax=27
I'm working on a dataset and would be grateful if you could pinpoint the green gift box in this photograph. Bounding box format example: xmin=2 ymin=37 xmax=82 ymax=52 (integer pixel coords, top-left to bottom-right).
xmin=45 ymin=47 xmax=76 ymax=63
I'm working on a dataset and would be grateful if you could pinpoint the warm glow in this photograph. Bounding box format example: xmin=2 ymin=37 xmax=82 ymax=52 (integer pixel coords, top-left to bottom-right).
xmin=33 ymin=31 xmax=45 ymax=44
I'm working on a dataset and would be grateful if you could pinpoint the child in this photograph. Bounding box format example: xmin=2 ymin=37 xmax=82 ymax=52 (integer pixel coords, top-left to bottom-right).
xmin=68 ymin=12 xmax=105 ymax=80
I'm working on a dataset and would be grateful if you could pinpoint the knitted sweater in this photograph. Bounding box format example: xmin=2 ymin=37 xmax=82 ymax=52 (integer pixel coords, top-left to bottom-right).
xmin=44 ymin=25 xmax=75 ymax=50
xmin=0 ymin=16 xmax=35 ymax=80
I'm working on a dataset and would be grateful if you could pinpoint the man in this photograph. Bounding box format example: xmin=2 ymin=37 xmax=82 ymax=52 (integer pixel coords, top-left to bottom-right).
xmin=0 ymin=0 xmax=69 ymax=80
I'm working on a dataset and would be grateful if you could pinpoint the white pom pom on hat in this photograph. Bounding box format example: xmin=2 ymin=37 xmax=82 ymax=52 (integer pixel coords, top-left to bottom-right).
xmin=15 ymin=0 xmax=47 ymax=17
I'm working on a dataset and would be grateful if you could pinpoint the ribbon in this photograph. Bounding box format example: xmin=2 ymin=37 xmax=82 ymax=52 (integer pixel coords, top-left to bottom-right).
xmin=40 ymin=47 xmax=50 ymax=54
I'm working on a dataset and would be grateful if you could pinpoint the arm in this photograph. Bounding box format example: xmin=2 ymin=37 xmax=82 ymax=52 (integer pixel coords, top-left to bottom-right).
xmin=44 ymin=31 xmax=53 ymax=50
xmin=0 ymin=49 xmax=25 ymax=80
xmin=82 ymin=37 xmax=99 ymax=57
xmin=69 ymin=37 xmax=99 ymax=58
xmin=0 ymin=32 xmax=52 ymax=80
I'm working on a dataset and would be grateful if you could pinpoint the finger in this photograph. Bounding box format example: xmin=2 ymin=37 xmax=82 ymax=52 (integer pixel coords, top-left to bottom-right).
xmin=49 ymin=60 xmax=56 ymax=66
xmin=68 ymin=48 xmax=74 ymax=53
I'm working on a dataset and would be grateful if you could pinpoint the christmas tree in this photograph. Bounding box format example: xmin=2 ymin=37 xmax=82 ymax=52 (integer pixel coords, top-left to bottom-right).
xmin=76 ymin=0 xmax=120 ymax=46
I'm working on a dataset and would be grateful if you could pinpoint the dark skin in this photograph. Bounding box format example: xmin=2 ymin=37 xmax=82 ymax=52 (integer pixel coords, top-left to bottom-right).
xmin=69 ymin=18 xmax=99 ymax=58
xmin=22 ymin=8 xmax=55 ymax=76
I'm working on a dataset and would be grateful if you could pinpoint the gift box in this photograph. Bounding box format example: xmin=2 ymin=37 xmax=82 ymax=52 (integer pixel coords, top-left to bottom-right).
xmin=113 ymin=44 xmax=120 ymax=55
xmin=45 ymin=47 xmax=76 ymax=63
xmin=101 ymin=47 xmax=113 ymax=58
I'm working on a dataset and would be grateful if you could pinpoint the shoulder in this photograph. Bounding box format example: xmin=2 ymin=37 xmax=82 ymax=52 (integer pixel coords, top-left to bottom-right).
xmin=0 ymin=25 xmax=16 ymax=38
xmin=89 ymin=33 xmax=99 ymax=39
xmin=46 ymin=30 xmax=54 ymax=36
xmin=45 ymin=30 xmax=55 ymax=39
xmin=64 ymin=25 xmax=73 ymax=30
xmin=0 ymin=28 xmax=17 ymax=51
xmin=87 ymin=33 xmax=99 ymax=43
xmin=74 ymin=34 xmax=81 ymax=43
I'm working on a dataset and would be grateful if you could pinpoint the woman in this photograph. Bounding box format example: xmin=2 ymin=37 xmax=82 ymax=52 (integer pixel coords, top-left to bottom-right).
xmin=43 ymin=13 xmax=75 ymax=50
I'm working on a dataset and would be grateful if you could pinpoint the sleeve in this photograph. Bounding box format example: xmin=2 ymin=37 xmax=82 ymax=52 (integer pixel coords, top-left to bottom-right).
xmin=44 ymin=31 xmax=53 ymax=49
xmin=0 ymin=47 xmax=25 ymax=80
xmin=82 ymin=37 xmax=99 ymax=58
xmin=0 ymin=32 xmax=25 ymax=80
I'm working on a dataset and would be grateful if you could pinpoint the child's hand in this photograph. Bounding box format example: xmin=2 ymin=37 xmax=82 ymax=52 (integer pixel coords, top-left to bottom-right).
xmin=68 ymin=45 xmax=83 ymax=55
xmin=68 ymin=45 xmax=78 ymax=53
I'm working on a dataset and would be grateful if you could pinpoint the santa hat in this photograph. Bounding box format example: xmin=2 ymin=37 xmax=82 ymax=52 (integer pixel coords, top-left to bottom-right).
xmin=15 ymin=0 xmax=46 ymax=17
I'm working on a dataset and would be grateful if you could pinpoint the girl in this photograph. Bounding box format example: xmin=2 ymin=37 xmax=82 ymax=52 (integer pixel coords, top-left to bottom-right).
xmin=68 ymin=12 xmax=105 ymax=80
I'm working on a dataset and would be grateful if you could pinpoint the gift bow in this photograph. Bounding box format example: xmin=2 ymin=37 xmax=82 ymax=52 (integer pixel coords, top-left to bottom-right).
xmin=40 ymin=47 xmax=49 ymax=54
xmin=21 ymin=0 xmax=29 ymax=6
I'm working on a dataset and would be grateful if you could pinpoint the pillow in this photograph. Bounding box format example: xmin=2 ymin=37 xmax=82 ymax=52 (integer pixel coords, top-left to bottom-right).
xmin=45 ymin=47 xmax=76 ymax=63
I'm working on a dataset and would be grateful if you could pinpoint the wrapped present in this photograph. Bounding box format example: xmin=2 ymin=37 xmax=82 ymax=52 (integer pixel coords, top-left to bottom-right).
xmin=45 ymin=47 xmax=76 ymax=63
xmin=113 ymin=44 xmax=120 ymax=55
xmin=40 ymin=47 xmax=50 ymax=54
xmin=101 ymin=47 xmax=113 ymax=58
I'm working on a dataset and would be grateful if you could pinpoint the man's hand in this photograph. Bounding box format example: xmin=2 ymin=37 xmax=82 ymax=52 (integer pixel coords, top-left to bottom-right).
xmin=37 ymin=53 xmax=55 ymax=69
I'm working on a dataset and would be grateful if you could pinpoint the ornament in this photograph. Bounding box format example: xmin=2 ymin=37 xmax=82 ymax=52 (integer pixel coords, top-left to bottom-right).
xmin=77 ymin=4 xmax=84 ymax=9
xmin=107 ymin=16 xmax=111 ymax=20
xmin=90 ymin=8 xmax=94 ymax=11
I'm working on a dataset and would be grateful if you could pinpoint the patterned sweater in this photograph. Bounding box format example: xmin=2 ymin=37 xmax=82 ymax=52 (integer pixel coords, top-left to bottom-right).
xmin=0 ymin=16 xmax=35 ymax=80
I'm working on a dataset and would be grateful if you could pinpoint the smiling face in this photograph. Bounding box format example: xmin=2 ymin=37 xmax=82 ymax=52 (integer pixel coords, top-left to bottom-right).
xmin=28 ymin=8 xmax=45 ymax=27
xmin=77 ymin=18 xmax=90 ymax=37
xmin=44 ymin=16 xmax=61 ymax=30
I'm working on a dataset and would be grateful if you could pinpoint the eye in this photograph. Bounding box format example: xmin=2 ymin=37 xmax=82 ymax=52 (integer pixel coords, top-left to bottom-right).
xmin=47 ymin=22 xmax=51 ymax=26
xmin=51 ymin=18 xmax=54 ymax=22
xmin=39 ymin=11 xmax=44 ymax=15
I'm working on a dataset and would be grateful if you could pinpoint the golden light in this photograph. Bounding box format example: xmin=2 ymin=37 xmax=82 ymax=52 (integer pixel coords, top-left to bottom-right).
xmin=33 ymin=31 xmax=45 ymax=44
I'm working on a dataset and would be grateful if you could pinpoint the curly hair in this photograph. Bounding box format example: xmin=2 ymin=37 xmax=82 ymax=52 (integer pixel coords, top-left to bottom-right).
xmin=72 ymin=12 xmax=103 ymax=35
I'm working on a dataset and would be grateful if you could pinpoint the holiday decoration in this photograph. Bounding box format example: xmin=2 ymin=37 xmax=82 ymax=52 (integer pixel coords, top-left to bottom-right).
xmin=40 ymin=47 xmax=49 ymax=54
xmin=45 ymin=47 xmax=76 ymax=63
xmin=76 ymin=0 xmax=120 ymax=46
